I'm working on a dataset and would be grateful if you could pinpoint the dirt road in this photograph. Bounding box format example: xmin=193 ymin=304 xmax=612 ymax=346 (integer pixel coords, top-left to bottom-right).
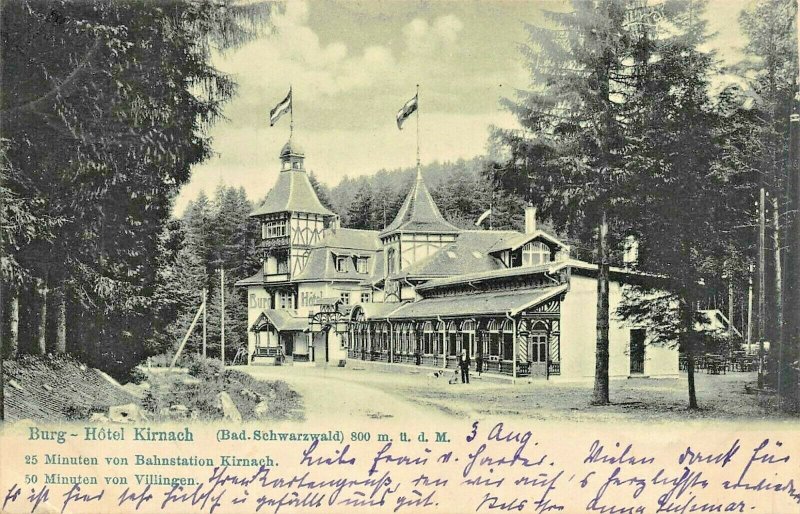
xmin=241 ymin=365 xmax=464 ymax=424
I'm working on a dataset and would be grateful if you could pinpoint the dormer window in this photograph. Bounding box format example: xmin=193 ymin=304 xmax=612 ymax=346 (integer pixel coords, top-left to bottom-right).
xmin=335 ymin=256 xmax=348 ymax=272
xmin=522 ymin=241 xmax=550 ymax=267
xmin=355 ymin=257 xmax=369 ymax=274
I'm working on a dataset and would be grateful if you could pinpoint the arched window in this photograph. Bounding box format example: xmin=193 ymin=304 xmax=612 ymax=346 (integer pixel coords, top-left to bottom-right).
xmin=501 ymin=319 xmax=515 ymax=360
xmin=405 ymin=322 xmax=417 ymax=354
xmin=360 ymin=323 xmax=368 ymax=351
xmin=460 ymin=320 xmax=476 ymax=357
xmin=422 ymin=321 xmax=434 ymax=355
xmin=394 ymin=323 xmax=404 ymax=353
xmin=379 ymin=323 xmax=390 ymax=352
xmin=522 ymin=241 xmax=551 ymax=267
xmin=434 ymin=321 xmax=445 ymax=355
xmin=487 ymin=320 xmax=501 ymax=357
xmin=398 ymin=322 xmax=413 ymax=354
xmin=446 ymin=321 xmax=458 ymax=356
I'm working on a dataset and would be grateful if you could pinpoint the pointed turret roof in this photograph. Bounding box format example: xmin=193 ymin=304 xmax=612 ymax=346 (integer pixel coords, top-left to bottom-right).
xmin=381 ymin=168 xmax=459 ymax=237
xmin=380 ymin=169 xmax=459 ymax=237
xmin=251 ymin=138 xmax=335 ymax=217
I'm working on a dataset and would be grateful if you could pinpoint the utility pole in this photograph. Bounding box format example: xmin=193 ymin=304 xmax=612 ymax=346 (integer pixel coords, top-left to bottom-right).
xmin=202 ymin=288 xmax=207 ymax=358
xmin=773 ymin=195 xmax=784 ymax=402
xmin=220 ymin=268 xmax=225 ymax=367
xmin=782 ymin=0 xmax=800 ymax=410
xmin=727 ymin=277 xmax=734 ymax=358
xmin=747 ymin=264 xmax=754 ymax=349
xmin=758 ymin=187 xmax=766 ymax=389
xmin=785 ymin=108 xmax=800 ymax=409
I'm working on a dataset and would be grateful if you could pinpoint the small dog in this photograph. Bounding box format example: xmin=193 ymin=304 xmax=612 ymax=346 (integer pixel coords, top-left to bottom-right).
xmin=448 ymin=370 xmax=460 ymax=384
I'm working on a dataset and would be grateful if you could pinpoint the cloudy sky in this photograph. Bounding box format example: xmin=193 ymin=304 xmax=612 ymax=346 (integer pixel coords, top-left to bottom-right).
xmin=174 ymin=0 xmax=753 ymax=215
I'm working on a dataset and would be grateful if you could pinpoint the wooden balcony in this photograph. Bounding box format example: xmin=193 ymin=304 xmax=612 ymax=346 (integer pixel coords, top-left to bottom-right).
xmin=258 ymin=236 xmax=290 ymax=251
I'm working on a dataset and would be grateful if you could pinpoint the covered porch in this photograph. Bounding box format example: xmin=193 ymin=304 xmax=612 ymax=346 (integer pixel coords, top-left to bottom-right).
xmin=347 ymin=285 xmax=566 ymax=378
xmin=249 ymin=309 xmax=310 ymax=364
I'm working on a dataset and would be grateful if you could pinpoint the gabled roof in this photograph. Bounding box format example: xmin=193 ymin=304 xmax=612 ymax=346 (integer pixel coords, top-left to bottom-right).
xmin=251 ymin=309 xmax=308 ymax=332
xmin=251 ymin=169 xmax=334 ymax=217
xmin=487 ymin=230 xmax=569 ymax=254
xmin=400 ymin=230 xmax=516 ymax=279
xmin=380 ymin=170 xmax=459 ymax=237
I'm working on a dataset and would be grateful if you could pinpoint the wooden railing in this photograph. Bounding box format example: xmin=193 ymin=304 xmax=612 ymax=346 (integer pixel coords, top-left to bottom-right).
xmin=252 ymin=346 xmax=284 ymax=364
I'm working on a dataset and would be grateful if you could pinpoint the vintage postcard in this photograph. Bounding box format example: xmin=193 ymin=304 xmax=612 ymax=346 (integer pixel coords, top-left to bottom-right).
xmin=2 ymin=0 xmax=799 ymax=513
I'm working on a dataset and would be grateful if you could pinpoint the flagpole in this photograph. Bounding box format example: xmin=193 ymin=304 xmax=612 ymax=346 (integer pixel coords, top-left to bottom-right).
xmin=289 ymin=85 xmax=294 ymax=140
xmin=416 ymin=84 xmax=420 ymax=177
xmin=489 ymin=165 xmax=494 ymax=231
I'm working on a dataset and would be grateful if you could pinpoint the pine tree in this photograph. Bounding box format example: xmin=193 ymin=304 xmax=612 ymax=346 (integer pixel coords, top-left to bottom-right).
xmin=347 ymin=182 xmax=376 ymax=229
xmin=615 ymin=0 xmax=733 ymax=409
xmin=500 ymin=0 xmax=638 ymax=404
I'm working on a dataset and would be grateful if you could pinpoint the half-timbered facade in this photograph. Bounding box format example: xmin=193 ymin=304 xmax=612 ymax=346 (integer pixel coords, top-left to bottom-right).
xmin=237 ymin=140 xmax=680 ymax=379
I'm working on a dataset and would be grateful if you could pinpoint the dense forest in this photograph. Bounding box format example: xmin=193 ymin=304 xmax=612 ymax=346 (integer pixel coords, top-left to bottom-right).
xmin=0 ymin=0 xmax=274 ymax=378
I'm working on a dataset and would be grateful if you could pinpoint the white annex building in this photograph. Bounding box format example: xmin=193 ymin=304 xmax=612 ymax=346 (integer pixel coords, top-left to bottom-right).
xmin=236 ymin=139 xmax=679 ymax=380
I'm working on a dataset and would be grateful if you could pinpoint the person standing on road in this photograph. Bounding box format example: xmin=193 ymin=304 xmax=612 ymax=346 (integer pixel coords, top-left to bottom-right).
xmin=458 ymin=349 xmax=470 ymax=384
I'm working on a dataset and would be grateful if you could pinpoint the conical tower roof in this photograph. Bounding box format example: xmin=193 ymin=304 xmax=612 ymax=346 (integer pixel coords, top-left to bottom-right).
xmin=380 ymin=170 xmax=459 ymax=237
xmin=251 ymin=138 xmax=334 ymax=217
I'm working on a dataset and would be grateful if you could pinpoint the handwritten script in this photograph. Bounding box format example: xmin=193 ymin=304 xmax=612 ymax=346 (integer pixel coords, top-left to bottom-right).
xmin=1 ymin=421 xmax=798 ymax=513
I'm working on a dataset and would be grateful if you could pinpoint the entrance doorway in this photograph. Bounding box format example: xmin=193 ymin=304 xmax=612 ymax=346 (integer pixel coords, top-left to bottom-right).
xmin=630 ymin=329 xmax=645 ymax=374
xmin=312 ymin=329 xmax=330 ymax=366
xmin=528 ymin=331 xmax=548 ymax=376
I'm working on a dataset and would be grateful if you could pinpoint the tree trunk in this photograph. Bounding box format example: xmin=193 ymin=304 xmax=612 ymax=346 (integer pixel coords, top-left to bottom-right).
xmin=771 ymin=196 xmax=784 ymax=398
xmin=686 ymin=341 xmax=698 ymax=409
xmin=35 ymin=276 xmax=48 ymax=355
xmin=592 ymin=211 xmax=610 ymax=405
xmin=757 ymin=188 xmax=766 ymax=389
xmin=8 ymin=288 xmax=19 ymax=359
xmin=784 ymin=111 xmax=800 ymax=411
xmin=55 ymin=287 xmax=67 ymax=354
xmin=682 ymin=295 xmax=699 ymax=409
